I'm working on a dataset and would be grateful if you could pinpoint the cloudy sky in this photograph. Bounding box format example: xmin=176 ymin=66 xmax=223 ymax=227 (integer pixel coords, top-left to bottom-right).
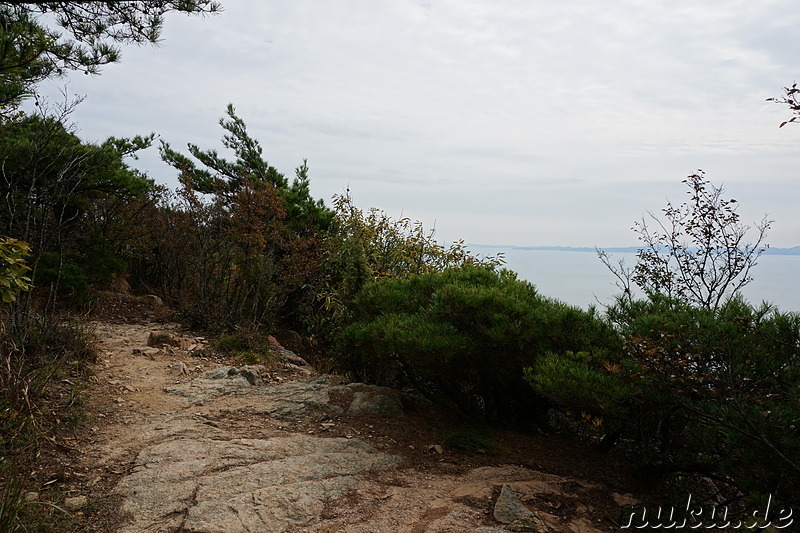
xmin=32 ymin=0 xmax=800 ymax=248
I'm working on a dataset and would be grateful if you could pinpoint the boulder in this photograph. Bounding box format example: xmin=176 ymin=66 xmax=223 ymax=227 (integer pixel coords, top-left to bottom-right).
xmin=347 ymin=389 xmax=404 ymax=416
xmin=494 ymin=485 xmax=549 ymax=532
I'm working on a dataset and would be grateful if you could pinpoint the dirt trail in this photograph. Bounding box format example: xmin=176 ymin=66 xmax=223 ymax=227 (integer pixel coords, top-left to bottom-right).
xmin=63 ymin=314 xmax=638 ymax=532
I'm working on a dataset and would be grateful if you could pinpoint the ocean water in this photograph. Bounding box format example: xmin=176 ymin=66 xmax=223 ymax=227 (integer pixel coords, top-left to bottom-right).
xmin=471 ymin=246 xmax=800 ymax=313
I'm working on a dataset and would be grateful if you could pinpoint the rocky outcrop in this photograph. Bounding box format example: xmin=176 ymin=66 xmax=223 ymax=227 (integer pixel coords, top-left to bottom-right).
xmin=80 ymin=321 xmax=624 ymax=533
xmin=165 ymin=372 xmax=406 ymax=419
xmin=114 ymin=415 xmax=402 ymax=533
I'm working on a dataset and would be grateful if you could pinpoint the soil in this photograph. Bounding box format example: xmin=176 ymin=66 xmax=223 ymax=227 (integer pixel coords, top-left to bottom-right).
xmin=26 ymin=292 xmax=648 ymax=532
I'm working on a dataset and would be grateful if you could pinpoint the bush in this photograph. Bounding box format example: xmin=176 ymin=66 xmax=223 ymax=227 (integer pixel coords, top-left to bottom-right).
xmin=337 ymin=265 xmax=620 ymax=427
xmin=214 ymin=327 xmax=275 ymax=361
xmin=33 ymin=252 xmax=90 ymax=307
xmin=0 ymin=237 xmax=31 ymax=304
xmin=306 ymin=193 xmax=504 ymax=345
xmin=141 ymin=106 xmax=332 ymax=332
xmin=528 ymin=294 xmax=800 ymax=511
xmin=1 ymin=108 xmax=154 ymax=313
xmin=0 ymin=316 xmax=96 ymax=457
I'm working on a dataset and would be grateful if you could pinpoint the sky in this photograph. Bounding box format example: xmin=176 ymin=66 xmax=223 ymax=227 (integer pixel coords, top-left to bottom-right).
xmin=31 ymin=0 xmax=800 ymax=248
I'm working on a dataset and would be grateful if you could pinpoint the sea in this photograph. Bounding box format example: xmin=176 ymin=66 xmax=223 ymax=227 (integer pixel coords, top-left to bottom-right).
xmin=470 ymin=246 xmax=800 ymax=313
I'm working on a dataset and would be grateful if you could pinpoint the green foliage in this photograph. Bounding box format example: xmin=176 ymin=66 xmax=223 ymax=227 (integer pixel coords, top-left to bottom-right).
xmin=529 ymin=294 xmax=800 ymax=510
xmin=588 ymin=175 xmax=794 ymax=510
xmin=0 ymin=237 xmax=31 ymax=303
xmin=525 ymin=351 xmax=639 ymax=421
xmin=0 ymin=464 xmax=25 ymax=533
xmin=149 ymin=106 xmax=334 ymax=330
xmin=75 ymin=233 xmax=127 ymax=283
xmin=0 ymin=8 xmax=55 ymax=107
xmin=309 ymin=192 xmax=504 ymax=343
xmin=338 ymin=266 xmax=619 ymax=426
xmin=32 ymin=252 xmax=90 ymax=307
xmin=160 ymin=104 xmax=333 ymax=234
xmin=213 ymin=328 xmax=278 ymax=365
xmin=0 ymin=106 xmax=154 ymax=309
xmin=214 ymin=328 xmax=272 ymax=355
xmin=327 ymin=192 xmax=503 ymax=279
xmin=142 ymin=107 xmax=332 ymax=331
xmin=0 ymin=2 xmax=221 ymax=106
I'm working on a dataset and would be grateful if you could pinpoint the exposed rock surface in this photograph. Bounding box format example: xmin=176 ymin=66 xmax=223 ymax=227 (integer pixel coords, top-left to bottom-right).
xmin=165 ymin=371 xmax=405 ymax=419
xmin=494 ymin=484 xmax=550 ymax=532
xmin=114 ymin=416 xmax=401 ymax=532
xmin=348 ymin=389 xmax=405 ymax=416
xmin=68 ymin=319 xmax=628 ymax=533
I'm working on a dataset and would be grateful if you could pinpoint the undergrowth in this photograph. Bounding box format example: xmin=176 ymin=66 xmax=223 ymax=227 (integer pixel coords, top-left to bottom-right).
xmin=0 ymin=315 xmax=97 ymax=531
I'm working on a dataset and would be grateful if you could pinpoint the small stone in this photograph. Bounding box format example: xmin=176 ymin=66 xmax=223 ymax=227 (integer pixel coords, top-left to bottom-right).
xmin=612 ymin=492 xmax=640 ymax=506
xmin=285 ymin=363 xmax=313 ymax=375
xmin=147 ymin=331 xmax=178 ymax=347
xmin=64 ymin=495 xmax=88 ymax=511
xmin=24 ymin=492 xmax=38 ymax=502
xmin=133 ymin=347 xmax=161 ymax=357
xmin=169 ymin=362 xmax=188 ymax=376
xmin=232 ymin=366 xmax=263 ymax=385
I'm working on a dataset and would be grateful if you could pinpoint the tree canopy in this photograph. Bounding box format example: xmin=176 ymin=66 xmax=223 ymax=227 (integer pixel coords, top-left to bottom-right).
xmin=0 ymin=1 xmax=221 ymax=105
xmin=160 ymin=104 xmax=334 ymax=234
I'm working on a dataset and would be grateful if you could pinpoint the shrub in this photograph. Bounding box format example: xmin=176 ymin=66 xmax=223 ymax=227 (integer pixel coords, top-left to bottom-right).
xmin=0 ymin=237 xmax=31 ymax=304
xmin=214 ymin=328 xmax=272 ymax=355
xmin=33 ymin=252 xmax=90 ymax=307
xmin=528 ymin=294 xmax=800 ymax=511
xmin=143 ymin=106 xmax=332 ymax=332
xmin=337 ymin=265 xmax=620 ymax=427
xmin=308 ymin=193 xmax=504 ymax=345
xmin=1 ymin=107 xmax=154 ymax=313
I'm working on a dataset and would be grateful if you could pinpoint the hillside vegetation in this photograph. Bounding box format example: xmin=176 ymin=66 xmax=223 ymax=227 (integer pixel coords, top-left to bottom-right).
xmin=1 ymin=3 xmax=799 ymax=529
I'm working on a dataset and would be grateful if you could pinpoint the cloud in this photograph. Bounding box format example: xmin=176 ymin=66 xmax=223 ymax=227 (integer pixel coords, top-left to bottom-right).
xmin=26 ymin=0 xmax=800 ymax=248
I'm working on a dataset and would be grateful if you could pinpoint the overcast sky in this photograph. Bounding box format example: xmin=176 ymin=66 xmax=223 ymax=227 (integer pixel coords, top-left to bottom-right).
xmin=32 ymin=0 xmax=800 ymax=248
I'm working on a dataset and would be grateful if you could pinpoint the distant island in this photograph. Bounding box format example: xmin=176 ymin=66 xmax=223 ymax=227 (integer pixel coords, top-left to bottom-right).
xmin=470 ymin=244 xmax=800 ymax=256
